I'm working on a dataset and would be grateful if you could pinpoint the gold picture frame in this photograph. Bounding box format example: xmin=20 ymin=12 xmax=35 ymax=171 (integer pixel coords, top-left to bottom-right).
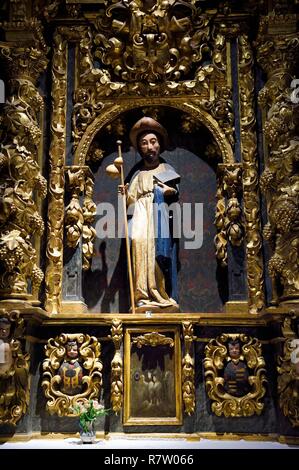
xmin=124 ymin=326 xmax=182 ymax=426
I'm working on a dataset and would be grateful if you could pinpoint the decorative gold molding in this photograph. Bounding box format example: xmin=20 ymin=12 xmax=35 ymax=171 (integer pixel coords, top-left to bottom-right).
xmin=74 ymin=100 xmax=234 ymax=166
xmin=124 ymin=326 xmax=182 ymax=426
xmin=238 ymin=33 xmax=265 ymax=314
xmin=132 ymin=331 xmax=174 ymax=348
xmin=110 ymin=319 xmax=123 ymax=414
xmin=204 ymin=333 xmax=267 ymax=417
xmin=0 ymin=309 xmax=30 ymax=425
xmin=42 ymin=332 xmax=103 ymax=417
xmin=182 ymin=322 xmax=196 ymax=416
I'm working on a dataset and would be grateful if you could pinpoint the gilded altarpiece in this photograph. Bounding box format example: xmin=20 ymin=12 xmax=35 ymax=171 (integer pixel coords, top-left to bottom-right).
xmin=0 ymin=0 xmax=298 ymax=443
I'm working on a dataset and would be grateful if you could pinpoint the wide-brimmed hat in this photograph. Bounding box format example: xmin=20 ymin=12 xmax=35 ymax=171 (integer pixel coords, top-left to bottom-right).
xmin=129 ymin=116 xmax=169 ymax=151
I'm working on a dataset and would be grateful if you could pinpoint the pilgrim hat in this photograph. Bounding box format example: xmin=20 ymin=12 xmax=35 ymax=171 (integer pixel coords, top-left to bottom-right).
xmin=129 ymin=116 xmax=169 ymax=151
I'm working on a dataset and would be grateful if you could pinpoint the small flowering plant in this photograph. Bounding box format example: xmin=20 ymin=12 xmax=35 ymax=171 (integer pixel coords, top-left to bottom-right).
xmin=72 ymin=400 xmax=109 ymax=433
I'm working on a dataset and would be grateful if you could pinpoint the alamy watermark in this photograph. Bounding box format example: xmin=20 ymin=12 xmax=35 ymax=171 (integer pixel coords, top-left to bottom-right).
xmin=290 ymin=79 xmax=299 ymax=104
xmin=0 ymin=79 xmax=5 ymax=104
xmin=95 ymin=196 xmax=204 ymax=250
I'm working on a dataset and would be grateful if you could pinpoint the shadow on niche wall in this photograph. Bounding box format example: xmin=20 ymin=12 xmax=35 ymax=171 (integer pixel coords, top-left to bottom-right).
xmin=82 ymin=143 xmax=227 ymax=313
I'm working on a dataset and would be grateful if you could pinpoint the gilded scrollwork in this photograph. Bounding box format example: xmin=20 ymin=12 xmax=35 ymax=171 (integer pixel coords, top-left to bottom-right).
xmin=94 ymin=0 xmax=210 ymax=82
xmin=110 ymin=319 xmax=123 ymax=414
xmin=42 ymin=333 xmax=103 ymax=417
xmin=74 ymin=2 xmax=215 ymax=97
xmin=182 ymin=322 xmax=195 ymax=416
xmin=277 ymin=316 xmax=299 ymax=427
xmin=0 ymin=309 xmax=30 ymax=425
xmin=203 ymin=334 xmax=267 ymax=417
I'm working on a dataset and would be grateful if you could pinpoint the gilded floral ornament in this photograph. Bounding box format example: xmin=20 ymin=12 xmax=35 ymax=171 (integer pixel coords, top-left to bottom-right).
xmin=0 ymin=309 xmax=30 ymax=426
xmin=42 ymin=333 xmax=103 ymax=417
xmin=277 ymin=316 xmax=299 ymax=427
xmin=203 ymin=334 xmax=267 ymax=417
xmin=132 ymin=331 xmax=174 ymax=348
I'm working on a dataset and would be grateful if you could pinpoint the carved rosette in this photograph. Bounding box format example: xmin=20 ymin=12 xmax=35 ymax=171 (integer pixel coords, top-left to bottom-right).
xmin=110 ymin=319 xmax=123 ymax=414
xmin=0 ymin=25 xmax=48 ymax=299
xmin=182 ymin=322 xmax=195 ymax=416
xmin=42 ymin=333 xmax=103 ymax=417
xmin=277 ymin=316 xmax=299 ymax=427
xmin=0 ymin=309 xmax=30 ymax=425
xmin=203 ymin=334 xmax=267 ymax=417
xmin=256 ymin=13 xmax=299 ymax=304
xmin=238 ymin=33 xmax=265 ymax=313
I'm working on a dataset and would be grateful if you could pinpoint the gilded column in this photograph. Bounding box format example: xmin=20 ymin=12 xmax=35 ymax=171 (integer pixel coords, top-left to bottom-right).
xmin=0 ymin=20 xmax=48 ymax=302
xmin=238 ymin=32 xmax=265 ymax=313
xmin=44 ymin=29 xmax=68 ymax=313
xmin=256 ymin=13 xmax=299 ymax=305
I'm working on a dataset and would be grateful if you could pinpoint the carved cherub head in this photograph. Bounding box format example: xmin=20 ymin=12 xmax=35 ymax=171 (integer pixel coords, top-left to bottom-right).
xmin=65 ymin=340 xmax=79 ymax=360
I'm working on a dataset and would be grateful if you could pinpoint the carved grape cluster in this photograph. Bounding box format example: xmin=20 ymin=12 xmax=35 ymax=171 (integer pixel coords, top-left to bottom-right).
xmin=268 ymin=255 xmax=286 ymax=277
xmin=31 ymin=265 xmax=44 ymax=286
xmin=260 ymin=167 xmax=275 ymax=193
xmin=29 ymin=213 xmax=45 ymax=235
xmin=273 ymin=199 xmax=299 ymax=234
xmin=0 ymin=245 xmax=23 ymax=272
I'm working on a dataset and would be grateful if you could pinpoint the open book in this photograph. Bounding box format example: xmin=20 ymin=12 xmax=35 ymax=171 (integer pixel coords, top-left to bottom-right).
xmin=153 ymin=168 xmax=180 ymax=184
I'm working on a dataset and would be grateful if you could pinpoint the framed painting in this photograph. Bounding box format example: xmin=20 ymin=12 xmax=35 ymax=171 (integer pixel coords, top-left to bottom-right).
xmin=124 ymin=326 xmax=182 ymax=426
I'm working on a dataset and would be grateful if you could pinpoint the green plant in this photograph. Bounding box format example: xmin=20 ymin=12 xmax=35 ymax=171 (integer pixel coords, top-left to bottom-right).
xmin=72 ymin=400 xmax=109 ymax=433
